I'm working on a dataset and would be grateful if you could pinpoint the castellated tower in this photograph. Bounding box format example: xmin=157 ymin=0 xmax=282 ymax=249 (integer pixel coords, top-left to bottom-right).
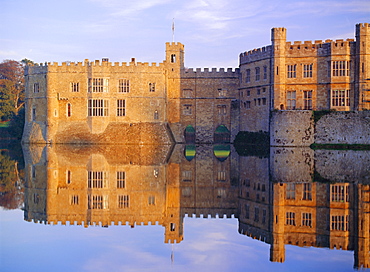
xmin=271 ymin=27 xmax=287 ymax=110
xmin=270 ymin=182 xmax=286 ymax=263
xmin=165 ymin=42 xmax=185 ymax=141
xmin=355 ymin=23 xmax=370 ymax=110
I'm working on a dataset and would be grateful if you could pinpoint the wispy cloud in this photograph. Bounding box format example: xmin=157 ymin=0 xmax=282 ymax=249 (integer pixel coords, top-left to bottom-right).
xmin=89 ymin=0 xmax=173 ymax=17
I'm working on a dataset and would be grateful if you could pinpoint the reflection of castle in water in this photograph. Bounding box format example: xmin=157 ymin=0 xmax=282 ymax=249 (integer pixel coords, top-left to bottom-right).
xmin=23 ymin=144 xmax=370 ymax=268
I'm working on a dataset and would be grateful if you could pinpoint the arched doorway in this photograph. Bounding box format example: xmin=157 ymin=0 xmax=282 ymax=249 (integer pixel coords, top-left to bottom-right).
xmin=184 ymin=125 xmax=195 ymax=143
xmin=214 ymin=125 xmax=230 ymax=143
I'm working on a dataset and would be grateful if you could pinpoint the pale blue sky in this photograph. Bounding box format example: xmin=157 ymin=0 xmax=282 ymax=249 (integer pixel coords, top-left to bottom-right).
xmin=0 ymin=209 xmax=355 ymax=272
xmin=1 ymin=0 xmax=370 ymax=68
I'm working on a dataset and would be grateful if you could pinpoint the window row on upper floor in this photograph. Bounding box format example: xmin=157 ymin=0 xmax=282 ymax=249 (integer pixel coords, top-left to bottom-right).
xmin=286 ymin=61 xmax=351 ymax=79
xmin=241 ymin=60 xmax=351 ymax=84
xmin=32 ymin=78 xmax=157 ymax=93
xmin=245 ymin=66 xmax=268 ymax=83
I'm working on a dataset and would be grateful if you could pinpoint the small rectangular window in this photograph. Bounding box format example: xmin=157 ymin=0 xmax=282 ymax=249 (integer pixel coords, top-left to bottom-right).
xmin=183 ymin=104 xmax=192 ymax=115
xmin=70 ymin=195 xmax=79 ymax=205
xmin=70 ymin=82 xmax=80 ymax=92
xmin=217 ymin=171 xmax=226 ymax=182
xmin=303 ymin=183 xmax=312 ymax=201
xmin=246 ymin=69 xmax=251 ymax=83
xmin=117 ymin=99 xmax=126 ymax=116
xmin=286 ymin=183 xmax=295 ymax=200
xmin=218 ymin=88 xmax=227 ymax=97
xmin=182 ymin=171 xmax=192 ymax=182
xmin=89 ymin=78 xmax=109 ymax=92
xmin=255 ymin=67 xmax=260 ymax=81
xmin=331 ymin=90 xmax=350 ymax=107
xmin=302 ymin=212 xmax=312 ymax=227
xmin=303 ymin=64 xmax=313 ymax=78
xmin=286 ymin=91 xmax=296 ymax=110
xmin=33 ymin=83 xmax=40 ymax=93
xmin=286 ymin=212 xmax=295 ymax=225
xmin=88 ymin=99 xmax=109 ymax=116
xmin=303 ymin=90 xmax=313 ymax=110
xmin=217 ymin=105 xmax=227 ymax=115
xmin=287 ymin=64 xmax=296 ymax=78
xmin=117 ymin=171 xmax=125 ymax=188
xmin=88 ymin=171 xmax=108 ymax=188
xmin=118 ymin=195 xmax=129 ymax=208
xmin=148 ymin=195 xmax=155 ymax=205
xmin=331 ymin=61 xmax=349 ymax=77
xmin=118 ymin=79 xmax=130 ymax=93
xmin=149 ymin=82 xmax=156 ymax=92
xmin=183 ymin=89 xmax=193 ymax=98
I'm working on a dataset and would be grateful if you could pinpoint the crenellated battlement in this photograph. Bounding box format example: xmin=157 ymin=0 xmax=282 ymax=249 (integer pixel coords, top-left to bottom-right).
xmin=25 ymin=64 xmax=48 ymax=75
xmin=240 ymin=46 xmax=272 ymax=64
xmin=182 ymin=67 xmax=239 ymax=77
xmin=286 ymin=39 xmax=355 ymax=51
xmin=28 ymin=218 xmax=168 ymax=227
xmin=182 ymin=211 xmax=236 ymax=218
xmin=44 ymin=59 xmax=164 ymax=68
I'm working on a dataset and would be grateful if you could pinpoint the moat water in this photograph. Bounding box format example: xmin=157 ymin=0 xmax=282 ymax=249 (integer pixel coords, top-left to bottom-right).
xmin=0 ymin=143 xmax=369 ymax=272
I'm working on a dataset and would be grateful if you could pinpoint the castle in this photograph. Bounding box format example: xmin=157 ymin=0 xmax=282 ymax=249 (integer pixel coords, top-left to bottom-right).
xmin=22 ymin=23 xmax=370 ymax=144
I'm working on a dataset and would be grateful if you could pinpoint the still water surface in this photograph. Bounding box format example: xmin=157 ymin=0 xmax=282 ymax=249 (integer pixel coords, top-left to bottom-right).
xmin=0 ymin=144 xmax=369 ymax=272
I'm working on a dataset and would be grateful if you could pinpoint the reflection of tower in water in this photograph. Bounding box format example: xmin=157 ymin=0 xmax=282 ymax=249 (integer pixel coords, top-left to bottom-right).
xmin=23 ymin=143 xmax=239 ymax=245
xmin=22 ymin=143 xmax=370 ymax=269
xmin=238 ymin=147 xmax=370 ymax=269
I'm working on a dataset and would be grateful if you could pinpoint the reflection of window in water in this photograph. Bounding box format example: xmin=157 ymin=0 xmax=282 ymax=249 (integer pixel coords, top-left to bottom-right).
xmin=66 ymin=170 xmax=71 ymax=184
xmin=331 ymin=184 xmax=349 ymax=202
xmin=88 ymin=195 xmax=108 ymax=210
xmin=302 ymin=212 xmax=312 ymax=227
xmin=331 ymin=215 xmax=349 ymax=231
xmin=286 ymin=183 xmax=295 ymax=200
xmin=182 ymin=170 xmax=192 ymax=182
xmin=303 ymin=183 xmax=312 ymax=201
xmin=118 ymin=195 xmax=129 ymax=209
xmin=254 ymin=207 xmax=259 ymax=222
xmin=182 ymin=187 xmax=192 ymax=197
xmin=217 ymin=171 xmax=226 ymax=182
xmin=286 ymin=212 xmax=295 ymax=226
xmin=70 ymin=195 xmax=79 ymax=205
xmin=170 ymin=223 xmax=176 ymax=232
xmin=117 ymin=171 xmax=125 ymax=188
xmin=148 ymin=196 xmax=155 ymax=205
xmin=245 ymin=204 xmax=250 ymax=219
xmin=88 ymin=171 xmax=108 ymax=188
xmin=217 ymin=188 xmax=226 ymax=198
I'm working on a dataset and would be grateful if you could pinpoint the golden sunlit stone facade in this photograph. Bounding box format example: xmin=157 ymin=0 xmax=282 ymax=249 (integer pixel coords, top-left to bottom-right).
xmin=23 ymin=144 xmax=239 ymax=244
xmin=22 ymin=42 xmax=239 ymax=144
xmin=23 ymin=23 xmax=369 ymax=144
xmin=23 ymin=143 xmax=370 ymax=268
xmin=239 ymin=23 xmax=370 ymax=132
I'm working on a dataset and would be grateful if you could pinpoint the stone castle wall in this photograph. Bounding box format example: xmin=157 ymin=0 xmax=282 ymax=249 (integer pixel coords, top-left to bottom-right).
xmin=270 ymin=110 xmax=370 ymax=147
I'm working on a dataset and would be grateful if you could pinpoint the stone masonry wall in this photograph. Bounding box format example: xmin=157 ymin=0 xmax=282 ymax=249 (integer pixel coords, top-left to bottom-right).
xmin=270 ymin=110 xmax=314 ymax=147
xmin=315 ymin=111 xmax=370 ymax=145
xmin=270 ymin=110 xmax=370 ymax=147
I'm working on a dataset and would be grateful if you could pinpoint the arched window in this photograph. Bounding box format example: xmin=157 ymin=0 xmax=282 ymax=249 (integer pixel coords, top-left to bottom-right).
xmin=154 ymin=110 xmax=159 ymax=120
xmin=171 ymin=54 xmax=176 ymax=63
